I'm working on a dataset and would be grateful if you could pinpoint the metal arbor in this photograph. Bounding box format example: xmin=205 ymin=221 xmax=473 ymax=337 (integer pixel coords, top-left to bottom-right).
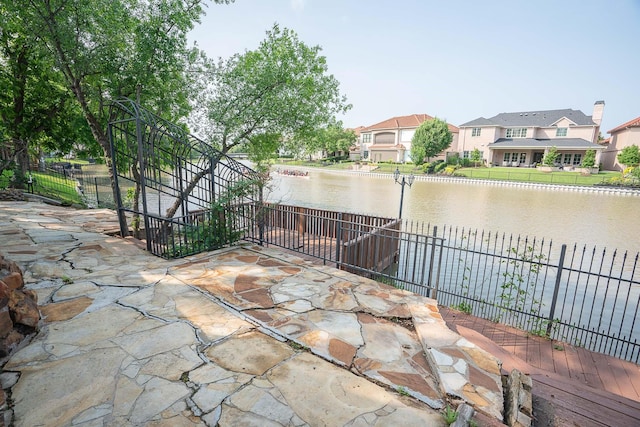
xmin=107 ymin=99 xmax=262 ymax=258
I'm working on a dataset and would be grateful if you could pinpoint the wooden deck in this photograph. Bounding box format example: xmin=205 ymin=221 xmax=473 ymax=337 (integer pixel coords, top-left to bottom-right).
xmin=440 ymin=307 xmax=640 ymax=426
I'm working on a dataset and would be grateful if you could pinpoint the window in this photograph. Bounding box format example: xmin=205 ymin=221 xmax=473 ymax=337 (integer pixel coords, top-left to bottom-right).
xmin=506 ymin=128 xmax=528 ymax=138
xmin=572 ymin=154 xmax=581 ymax=165
xmin=362 ymin=134 xmax=371 ymax=144
xmin=511 ymin=152 xmax=519 ymax=162
xmin=472 ymin=127 xmax=481 ymax=137
xmin=401 ymin=129 xmax=415 ymax=142
xmin=363 ymin=151 xmax=369 ymax=159
xmin=519 ymin=153 xmax=527 ymax=164
xmin=563 ymin=153 xmax=572 ymax=164
xmin=463 ymin=151 xmax=470 ymax=159
xmin=556 ymin=127 xmax=567 ymax=137
xmin=503 ymin=152 xmax=510 ymax=162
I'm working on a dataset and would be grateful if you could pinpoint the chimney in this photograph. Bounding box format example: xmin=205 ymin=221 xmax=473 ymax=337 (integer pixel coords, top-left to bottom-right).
xmin=592 ymin=100 xmax=605 ymax=126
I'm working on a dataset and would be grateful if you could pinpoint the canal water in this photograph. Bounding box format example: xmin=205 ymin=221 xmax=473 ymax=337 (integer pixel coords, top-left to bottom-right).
xmin=267 ymin=169 xmax=640 ymax=254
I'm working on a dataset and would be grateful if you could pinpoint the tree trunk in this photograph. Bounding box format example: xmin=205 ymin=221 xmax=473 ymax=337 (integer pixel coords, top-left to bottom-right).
xmin=164 ymin=152 xmax=223 ymax=219
xmin=11 ymin=45 xmax=29 ymax=178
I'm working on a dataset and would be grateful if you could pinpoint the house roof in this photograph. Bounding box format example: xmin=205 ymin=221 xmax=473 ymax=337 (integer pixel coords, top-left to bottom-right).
xmin=348 ymin=125 xmax=366 ymax=137
xmin=488 ymin=138 xmax=604 ymax=150
xmin=608 ymin=116 xmax=640 ymax=134
xmin=362 ymin=114 xmax=459 ymax=133
xmin=461 ymin=108 xmax=596 ymax=128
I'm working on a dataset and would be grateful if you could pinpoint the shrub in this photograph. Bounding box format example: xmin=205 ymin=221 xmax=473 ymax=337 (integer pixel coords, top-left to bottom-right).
xmin=459 ymin=158 xmax=471 ymax=167
xmin=444 ymin=165 xmax=458 ymax=175
xmin=617 ymin=145 xmax=640 ymax=167
xmin=543 ymin=147 xmax=559 ymax=166
xmin=434 ymin=162 xmax=448 ymax=173
xmin=446 ymin=153 xmax=460 ymax=165
xmin=582 ymin=149 xmax=596 ymax=168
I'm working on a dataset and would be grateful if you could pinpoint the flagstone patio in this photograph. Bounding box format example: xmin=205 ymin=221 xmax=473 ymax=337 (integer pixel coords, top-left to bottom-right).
xmin=0 ymin=201 xmax=504 ymax=426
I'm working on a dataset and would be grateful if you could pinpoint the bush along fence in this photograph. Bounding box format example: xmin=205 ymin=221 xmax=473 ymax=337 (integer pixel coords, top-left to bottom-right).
xmin=244 ymin=204 xmax=640 ymax=363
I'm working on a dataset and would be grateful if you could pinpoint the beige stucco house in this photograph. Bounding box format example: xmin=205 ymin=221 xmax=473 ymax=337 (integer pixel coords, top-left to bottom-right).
xmin=359 ymin=114 xmax=459 ymax=163
xmin=600 ymin=116 xmax=640 ymax=171
xmin=457 ymin=101 xmax=605 ymax=168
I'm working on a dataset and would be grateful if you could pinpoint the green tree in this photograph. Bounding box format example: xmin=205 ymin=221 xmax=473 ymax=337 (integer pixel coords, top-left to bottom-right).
xmin=170 ymin=24 xmax=350 ymax=217
xmin=410 ymin=118 xmax=453 ymax=165
xmin=470 ymin=148 xmax=482 ymax=167
xmin=0 ymin=2 xmax=87 ymax=178
xmin=11 ymin=0 xmax=226 ymax=208
xmin=582 ymin=149 xmax=596 ymax=168
xmin=543 ymin=146 xmax=559 ymax=166
xmin=325 ymin=126 xmax=356 ymax=157
xmin=193 ymin=24 xmax=349 ymax=159
xmin=290 ymin=125 xmax=355 ymax=159
xmin=617 ymin=145 xmax=640 ymax=167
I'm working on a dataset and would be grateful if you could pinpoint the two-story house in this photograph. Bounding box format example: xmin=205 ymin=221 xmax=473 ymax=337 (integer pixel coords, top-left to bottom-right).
xmin=600 ymin=116 xmax=640 ymax=171
xmin=458 ymin=101 xmax=605 ymax=168
xmin=359 ymin=114 xmax=459 ymax=163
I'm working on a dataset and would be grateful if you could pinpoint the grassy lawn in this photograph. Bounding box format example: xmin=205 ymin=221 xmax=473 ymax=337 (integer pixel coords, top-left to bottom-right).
xmin=455 ymin=167 xmax=620 ymax=186
xmin=1 ymin=169 xmax=83 ymax=205
xmin=31 ymin=171 xmax=84 ymax=205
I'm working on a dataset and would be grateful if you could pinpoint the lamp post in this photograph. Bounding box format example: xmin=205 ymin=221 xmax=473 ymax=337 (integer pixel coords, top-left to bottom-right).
xmin=393 ymin=167 xmax=415 ymax=219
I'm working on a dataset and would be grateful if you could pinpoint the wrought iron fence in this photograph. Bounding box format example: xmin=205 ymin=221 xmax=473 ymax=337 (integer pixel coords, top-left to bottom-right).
xmin=247 ymin=204 xmax=640 ymax=363
xmin=76 ymin=166 xmax=116 ymax=209
xmin=23 ymin=167 xmax=82 ymax=204
xmin=427 ymin=225 xmax=640 ymax=363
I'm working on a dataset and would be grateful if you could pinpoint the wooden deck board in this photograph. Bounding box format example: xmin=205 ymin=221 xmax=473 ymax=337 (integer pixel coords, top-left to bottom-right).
xmin=576 ymin=346 xmax=607 ymax=390
xmin=440 ymin=307 xmax=640 ymax=426
xmin=564 ymin=342 xmax=590 ymax=384
xmin=550 ymin=341 xmax=572 ymax=379
xmin=533 ymin=374 xmax=640 ymax=423
xmin=622 ymin=361 xmax=640 ymax=398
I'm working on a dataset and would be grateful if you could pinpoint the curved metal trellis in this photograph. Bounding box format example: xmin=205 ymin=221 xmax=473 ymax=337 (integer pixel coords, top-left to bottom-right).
xmin=108 ymin=98 xmax=262 ymax=258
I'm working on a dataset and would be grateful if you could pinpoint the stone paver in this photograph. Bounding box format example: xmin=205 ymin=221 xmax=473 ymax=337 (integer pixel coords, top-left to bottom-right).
xmin=0 ymin=202 xmax=504 ymax=426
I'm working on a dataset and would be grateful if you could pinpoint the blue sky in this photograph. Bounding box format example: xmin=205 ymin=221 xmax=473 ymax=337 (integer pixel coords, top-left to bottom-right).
xmin=189 ymin=0 xmax=640 ymax=134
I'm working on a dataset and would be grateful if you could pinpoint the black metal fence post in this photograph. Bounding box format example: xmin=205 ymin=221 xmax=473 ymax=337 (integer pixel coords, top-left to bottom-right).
xmin=258 ymin=187 xmax=264 ymax=246
xmin=427 ymin=225 xmax=438 ymax=298
xmin=546 ymin=244 xmax=567 ymax=336
xmin=335 ymin=212 xmax=342 ymax=269
xmin=94 ymin=177 xmax=100 ymax=206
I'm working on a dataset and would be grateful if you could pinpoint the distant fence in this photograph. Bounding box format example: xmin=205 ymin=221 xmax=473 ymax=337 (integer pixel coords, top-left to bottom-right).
xmin=459 ymin=168 xmax=605 ymax=185
xmin=246 ymin=205 xmax=640 ymax=363
xmin=0 ymin=163 xmax=117 ymax=208
xmin=74 ymin=164 xmax=116 ymax=208
xmin=0 ymin=166 xmax=82 ymax=204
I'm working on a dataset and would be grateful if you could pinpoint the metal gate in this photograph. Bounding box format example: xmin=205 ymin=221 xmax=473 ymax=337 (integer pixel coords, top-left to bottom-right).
xmin=107 ymin=99 xmax=262 ymax=258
